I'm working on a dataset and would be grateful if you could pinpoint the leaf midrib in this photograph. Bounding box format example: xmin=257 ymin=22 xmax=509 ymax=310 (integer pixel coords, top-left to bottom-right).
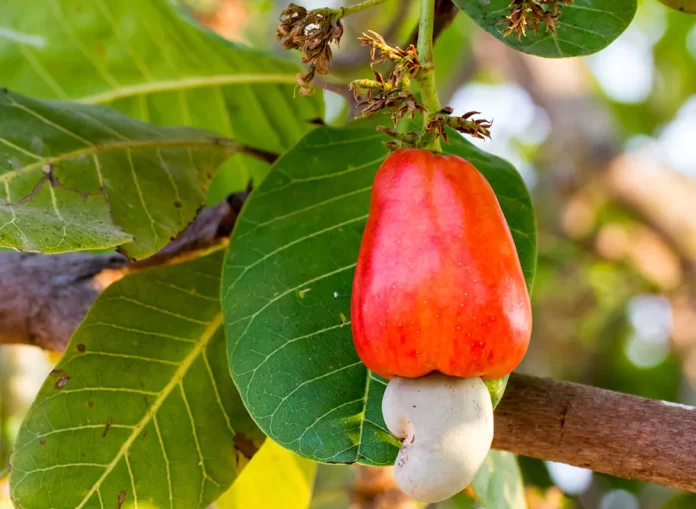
xmin=0 ymin=138 xmax=238 ymax=184
xmin=78 ymin=73 xmax=299 ymax=105
xmin=74 ymin=312 xmax=223 ymax=509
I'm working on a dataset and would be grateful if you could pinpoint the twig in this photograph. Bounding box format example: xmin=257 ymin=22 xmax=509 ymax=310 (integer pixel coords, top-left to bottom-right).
xmin=0 ymin=191 xmax=249 ymax=352
xmin=414 ymin=0 xmax=443 ymax=151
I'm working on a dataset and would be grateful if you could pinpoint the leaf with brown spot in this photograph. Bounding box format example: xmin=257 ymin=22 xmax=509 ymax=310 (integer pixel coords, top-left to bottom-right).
xmin=10 ymin=250 xmax=263 ymax=509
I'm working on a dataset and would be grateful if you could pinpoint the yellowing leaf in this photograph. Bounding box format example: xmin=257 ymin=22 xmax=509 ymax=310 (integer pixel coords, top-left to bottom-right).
xmin=216 ymin=440 xmax=317 ymax=509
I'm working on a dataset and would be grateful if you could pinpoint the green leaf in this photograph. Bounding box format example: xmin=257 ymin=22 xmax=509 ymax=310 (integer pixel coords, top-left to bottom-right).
xmin=454 ymin=0 xmax=637 ymax=58
xmin=9 ymin=249 xmax=263 ymax=509
xmin=471 ymin=451 xmax=527 ymax=509
xmin=222 ymin=126 xmax=537 ymax=465
xmin=0 ymin=89 xmax=238 ymax=258
xmin=485 ymin=375 xmax=510 ymax=410
xmin=216 ymin=439 xmax=317 ymax=509
xmin=0 ymin=0 xmax=322 ymax=155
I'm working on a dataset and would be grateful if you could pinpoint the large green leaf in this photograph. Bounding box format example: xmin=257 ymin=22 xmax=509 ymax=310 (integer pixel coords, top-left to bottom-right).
xmin=454 ymin=0 xmax=636 ymax=58
xmin=9 ymin=249 xmax=263 ymax=509
xmin=0 ymin=0 xmax=323 ymax=198
xmin=0 ymin=0 xmax=322 ymax=153
xmin=0 ymin=89 xmax=239 ymax=258
xmin=222 ymin=126 xmax=536 ymax=465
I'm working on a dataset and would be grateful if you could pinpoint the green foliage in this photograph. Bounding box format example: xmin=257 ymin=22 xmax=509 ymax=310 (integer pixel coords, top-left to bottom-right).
xmin=0 ymin=0 xmax=323 ymax=198
xmin=0 ymin=90 xmax=235 ymax=258
xmin=223 ymin=127 xmax=397 ymax=465
xmin=0 ymin=0 xmax=322 ymax=152
xmin=9 ymin=249 xmax=262 ymax=509
xmin=221 ymin=126 xmax=536 ymax=466
xmin=0 ymin=0 xmax=630 ymax=504
xmin=455 ymin=0 xmax=637 ymax=57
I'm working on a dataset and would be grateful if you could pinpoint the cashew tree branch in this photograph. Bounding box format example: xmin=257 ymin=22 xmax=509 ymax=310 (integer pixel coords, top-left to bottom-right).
xmin=493 ymin=374 xmax=696 ymax=492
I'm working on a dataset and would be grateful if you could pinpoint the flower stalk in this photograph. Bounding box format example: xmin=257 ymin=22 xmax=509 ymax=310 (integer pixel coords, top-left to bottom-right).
xmin=413 ymin=0 xmax=442 ymax=152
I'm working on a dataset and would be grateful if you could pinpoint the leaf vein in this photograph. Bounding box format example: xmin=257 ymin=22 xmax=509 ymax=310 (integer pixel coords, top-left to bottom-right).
xmin=73 ymin=313 xmax=223 ymax=508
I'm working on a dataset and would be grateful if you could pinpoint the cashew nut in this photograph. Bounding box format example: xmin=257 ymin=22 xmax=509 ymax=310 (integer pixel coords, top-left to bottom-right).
xmin=382 ymin=372 xmax=494 ymax=503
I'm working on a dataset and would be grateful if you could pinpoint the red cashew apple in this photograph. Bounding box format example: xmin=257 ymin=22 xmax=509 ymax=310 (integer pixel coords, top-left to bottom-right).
xmin=351 ymin=148 xmax=532 ymax=380
xmin=351 ymin=148 xmax=533 ymax=502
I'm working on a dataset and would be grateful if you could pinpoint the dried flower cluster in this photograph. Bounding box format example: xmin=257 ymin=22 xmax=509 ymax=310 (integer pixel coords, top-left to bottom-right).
xmin=277 ymin=4 xmax=344 ymax=95
xmin=349 ymin=32 xmax=425 ymax=125
xmin=276 ymin=0 xmax=495 ymax=149
xmin=498 ymin=0 xmax=574 ymax=40
xmin=426 ymin=108 xmax=493 ymax=142
xmin=347 ymin=32 xmax=492 ymax=147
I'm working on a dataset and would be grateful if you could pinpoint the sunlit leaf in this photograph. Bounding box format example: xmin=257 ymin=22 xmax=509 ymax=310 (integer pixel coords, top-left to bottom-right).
xmin=9 ymin=249 xmax=263 ymax=509
xmin=0 ymin=0 xmax=323 ymax=197
xmin=0 ymin=0 xmax=322 ymax=153
xmin=0 ymin=90 xmax=239 ymax=258
xmin=222 ymin=126 xmax=536 ymax=465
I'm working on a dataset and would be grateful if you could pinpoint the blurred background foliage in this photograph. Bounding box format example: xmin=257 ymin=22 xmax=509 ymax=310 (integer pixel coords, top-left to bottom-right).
xmin=2 ymin=0 xmax=696 ymax=508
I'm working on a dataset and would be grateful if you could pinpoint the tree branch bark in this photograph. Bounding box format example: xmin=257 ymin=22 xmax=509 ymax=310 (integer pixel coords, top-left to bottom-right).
xmin=494 ymin=374 xmax=696 ymax=492
xmin=2 ymin=193 xmax=696 ymax=492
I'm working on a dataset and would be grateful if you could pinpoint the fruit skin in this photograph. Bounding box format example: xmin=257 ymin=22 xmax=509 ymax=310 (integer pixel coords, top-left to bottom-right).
xmin=351 ymin=148 xmax=531 ymax=380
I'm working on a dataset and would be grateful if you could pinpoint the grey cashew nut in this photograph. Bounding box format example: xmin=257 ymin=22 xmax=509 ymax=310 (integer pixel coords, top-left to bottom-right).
xmin=382 ymin=372 xmax=494 ymax=503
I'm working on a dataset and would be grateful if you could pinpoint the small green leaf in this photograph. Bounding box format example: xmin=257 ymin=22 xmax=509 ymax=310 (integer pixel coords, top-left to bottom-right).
xmin=222 ymin=127 xmax=537 ymax=465
xmin=472 ymin=451 xmax=527 ymax=509
xmin=216 ymin=440 xmax=317 ymax=509
xmin=454 ymin=0 xmax=637 ymax=58
xmin=9 ymin=249 xmax=263 ymax=509
xmin=485 ymin=375 xmax=510 ymax=409
xmin=0 ymin=90 xmax=236 ymax=258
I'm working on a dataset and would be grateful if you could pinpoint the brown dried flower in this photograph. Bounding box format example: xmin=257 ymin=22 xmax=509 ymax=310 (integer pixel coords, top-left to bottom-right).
xmin=426 ymin=108 xmax=493 ymax=142
xmin=277 ymin=3 xmax=344 ymax=94
xmin=498 ymin=0 xmax=574 ymax=40
xmin=358 ymin=31 xmax=421 ymax=75
xmin=349 ymin=32 xmax=426 ymax=125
